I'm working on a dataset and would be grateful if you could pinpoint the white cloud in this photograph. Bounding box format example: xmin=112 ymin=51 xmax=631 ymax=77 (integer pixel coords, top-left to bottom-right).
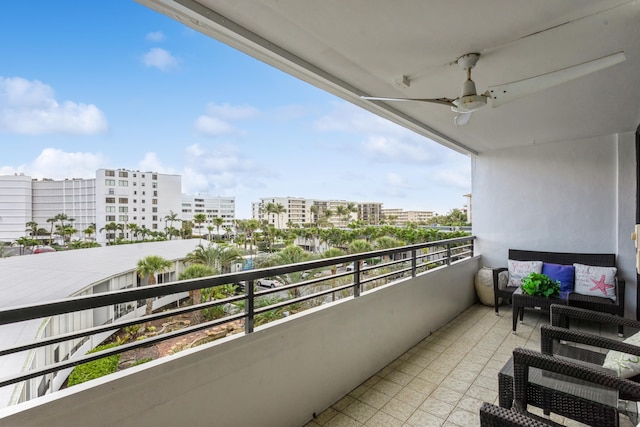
xmin=194 ymin=116 xmax=236 ymax=136
xmin=0 ymin=148 xmax=108 ymax=179
xmin=194 ymin=102 xmax=260 ymax=136
xmin=141 ymin=48 xmax=179 ymax=72
xmin=204 ymin=103 xmax=259 ymax=120
xmin=361 ymin=135 xmax=436 ymax=164
xmin=432 ymin=169 xmax=471 ymax=189
xmin=137 ymin=152 xmax=175 ymax=174
xmin=146 ymin=31 xmax=165 ymax=42
xmin=0 ymin=77 xmax=108 ymax=135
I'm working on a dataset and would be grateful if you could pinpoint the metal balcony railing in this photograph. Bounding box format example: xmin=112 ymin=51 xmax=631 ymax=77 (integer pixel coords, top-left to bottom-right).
xmin=0 ymin=236 xmax=474 ymax=403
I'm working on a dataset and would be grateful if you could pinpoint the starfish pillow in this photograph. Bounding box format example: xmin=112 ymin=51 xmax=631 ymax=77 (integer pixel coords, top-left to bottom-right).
xmin=573 ymin=263 xmax=617 ymax=301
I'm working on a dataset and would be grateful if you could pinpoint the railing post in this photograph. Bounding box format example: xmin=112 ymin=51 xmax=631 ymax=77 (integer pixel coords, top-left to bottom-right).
xmin=411 ymin=249 xmax=417 ymax=277
xmin=353 ymin=261 xmax=361 ymax=297
xmin=446 ymin=244 xmax=452 ymax=266
xmin=245 ymin=280 xmax=254 ymax=333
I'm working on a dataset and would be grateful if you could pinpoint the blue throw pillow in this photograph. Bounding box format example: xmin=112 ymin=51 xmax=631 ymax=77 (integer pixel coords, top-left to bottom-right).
xmin=542 ymin=263 xmax=575 ymax=299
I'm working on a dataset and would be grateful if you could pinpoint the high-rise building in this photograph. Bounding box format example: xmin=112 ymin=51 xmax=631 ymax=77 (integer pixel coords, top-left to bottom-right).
xmin=32 ymin=178 xmax=96 ymax=243
xmin=252 ymin=197 xmax=313 ymax=228
xmin=95 ymin=169 xmax=182 ymax=244
xmin=0 ymin=174 xmax=32 ymax=243
xmin=358 ymin=202 xmax=383 ymax=225
xmin=181 ymin=194 xmax=236 ymax=236
xmin=381 ymin=208 xmax=436 ymax=226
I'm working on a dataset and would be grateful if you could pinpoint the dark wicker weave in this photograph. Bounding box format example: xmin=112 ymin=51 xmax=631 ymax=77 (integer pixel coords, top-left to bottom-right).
xmin=492 ymin=250 xmax=624 ymax=333
xmin=510 ymin=348 xmax=640 ymax=427
xmin=479 ymin=402 xmax=560 ymax=427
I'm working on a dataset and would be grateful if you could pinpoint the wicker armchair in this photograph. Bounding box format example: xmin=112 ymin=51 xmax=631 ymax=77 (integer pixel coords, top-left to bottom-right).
xmin=542 ymin=305 xmax=640 ymax=386
xmin=510 ymin=347 xmax=640 ymax=426
xmin=492 ymin=250 xmax=624 ymax=323
xmin=479 ymin=402 xmax=557 ymax=427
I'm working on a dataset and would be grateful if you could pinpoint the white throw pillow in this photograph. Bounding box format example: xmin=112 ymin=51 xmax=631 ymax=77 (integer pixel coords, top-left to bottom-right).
xmin=507 ymin=260 xmax=543 ymax=287
xmin=603 ymin=331 xmax=640 ymax=378
xmin=573 ymin=263 xmax=617 ymax=301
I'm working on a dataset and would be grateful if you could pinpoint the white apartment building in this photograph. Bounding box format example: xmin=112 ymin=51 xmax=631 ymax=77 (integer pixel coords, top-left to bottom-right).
xmin=252 ymin=197 xmax=380 ymax=228
xmin=0 ymin=175 xmax=32 ymax=243
xmin=32 ymin=178 xmax=96 ymax=243
xmin=358 ymin=202 xmax=383 ymax=225
xmin=95 ymin=169 xmax=182 ymax=244
xmin=181 ymin=194 xmax=236 ymax=235
xmin=381 ymin=208 xmax=436 ymax=226
xmin=252 ymin=197 xmax=312 ymax=228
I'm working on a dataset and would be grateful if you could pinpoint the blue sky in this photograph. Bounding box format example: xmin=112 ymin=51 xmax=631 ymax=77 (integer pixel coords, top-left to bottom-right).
xmin=0 ymin=1 xmax=470 ymax=219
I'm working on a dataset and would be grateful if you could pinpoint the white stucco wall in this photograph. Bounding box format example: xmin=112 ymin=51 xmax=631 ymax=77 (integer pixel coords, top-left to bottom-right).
xmin=0 ymin=257 xmax=479 ymax=427
xmin=473 ymin=132 xmax=637 ymax=317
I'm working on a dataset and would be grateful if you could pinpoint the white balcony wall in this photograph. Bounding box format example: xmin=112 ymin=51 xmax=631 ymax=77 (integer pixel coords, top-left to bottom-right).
xmin=473 ymin=132 xmax=636 ymax=317
xmin=0 ymin=257 xmax=479 ymax=427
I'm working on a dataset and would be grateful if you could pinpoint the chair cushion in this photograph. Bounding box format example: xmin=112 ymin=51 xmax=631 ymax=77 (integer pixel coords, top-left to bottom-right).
xmin=542 ymin=263 xmax=575 ymax=299
xmin=603 ymin=331 xmax=640 ymax=378
xmin=507 ymin=259 xmax=543 ymax=287
xmin=573 ymin=263 xmax=617 ymax=301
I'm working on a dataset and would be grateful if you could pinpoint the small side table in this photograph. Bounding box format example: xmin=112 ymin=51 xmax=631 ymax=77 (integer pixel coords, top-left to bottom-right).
xmin=511 ymin=288 xmax=567 ymax=333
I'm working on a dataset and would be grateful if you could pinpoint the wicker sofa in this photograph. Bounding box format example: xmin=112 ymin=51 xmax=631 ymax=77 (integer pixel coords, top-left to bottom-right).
xmin=492 ymin=249 xmax=625 ymax=326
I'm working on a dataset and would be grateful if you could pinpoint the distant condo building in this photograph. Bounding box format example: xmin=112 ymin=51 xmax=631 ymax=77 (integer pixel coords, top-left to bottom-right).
xmin=181 ymin=194 xmax=236 ymax=232
xmin=381 ymin=208 xmax=436 ymax=226
xmin=0 ymin=170 xmax=236 ymax=245
xmin=251 ymin=197 xmax=380 ymax=228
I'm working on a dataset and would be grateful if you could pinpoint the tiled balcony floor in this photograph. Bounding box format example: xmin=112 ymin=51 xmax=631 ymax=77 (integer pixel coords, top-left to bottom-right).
xmin=305 ymin=303 xmax=634 ymax=427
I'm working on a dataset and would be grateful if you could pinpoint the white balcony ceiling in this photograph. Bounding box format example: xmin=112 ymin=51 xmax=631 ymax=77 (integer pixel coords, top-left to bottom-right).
xmin=138 ymin=0 xmax=640 ymax=155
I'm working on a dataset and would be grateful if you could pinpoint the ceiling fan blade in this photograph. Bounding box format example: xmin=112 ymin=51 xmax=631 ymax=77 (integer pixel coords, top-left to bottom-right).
xmin=488 ymin=51 xmax=626 ymax=108
xmin=361 ymin=96 xmax=455 ymax=107
xmin=454 ymin=112 xmax=473 ymax=127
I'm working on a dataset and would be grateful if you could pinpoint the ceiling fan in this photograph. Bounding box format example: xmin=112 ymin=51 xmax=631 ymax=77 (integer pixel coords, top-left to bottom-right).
xmin=362 ymin=51 xmax=626 ymax=127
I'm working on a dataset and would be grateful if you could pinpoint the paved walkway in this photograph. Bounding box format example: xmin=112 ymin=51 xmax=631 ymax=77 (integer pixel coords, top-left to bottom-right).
xmin=304 ymin=303 xmax=633 ymax=427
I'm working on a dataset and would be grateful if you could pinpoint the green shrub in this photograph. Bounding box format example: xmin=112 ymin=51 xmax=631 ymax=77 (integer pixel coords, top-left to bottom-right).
xmin=67 ymin=343 xmax=120 ymax=387
xmin=520 ymin=273 xmax=560 ymax=298
xmin=131 ymin=357 xmax=153 ymax=367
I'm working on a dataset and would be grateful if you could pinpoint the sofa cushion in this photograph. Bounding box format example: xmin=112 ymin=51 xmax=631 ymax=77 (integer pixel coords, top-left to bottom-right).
xmin=542 ymin=263 xmax=575 ymax=299
xmin=573 ymin=263 xmax=617 ymax=301
xmin=603 ymin=331 xmax=640 ymax=378
xmin=507 ymin=259 xmax=543 ymax=287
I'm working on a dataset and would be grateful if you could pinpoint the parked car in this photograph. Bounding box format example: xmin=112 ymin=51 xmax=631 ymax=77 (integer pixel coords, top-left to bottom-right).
xmin=33 ymin=246 xmax=56 ymax=254
xmin=256 ymin=278 xmax=282 ymax=288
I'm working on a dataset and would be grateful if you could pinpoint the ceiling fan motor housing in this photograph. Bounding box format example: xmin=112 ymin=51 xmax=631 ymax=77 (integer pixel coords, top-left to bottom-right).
xmin=453 ymin=79 xmax=487 ymax=112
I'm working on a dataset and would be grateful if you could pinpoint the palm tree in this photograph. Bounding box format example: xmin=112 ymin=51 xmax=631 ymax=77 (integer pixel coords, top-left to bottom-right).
xmin=321 ymin=208 xmax=334 ymax=227
xmin=136 ymin=255 xmax=173 ymax=316
xmin=127 ymin=223 xmax=139 ymax=241
xmin=255 ymin=244 xmax=315 ymax=297
xmin=46 ymin=216 xmax=57 ymax=245
xmin=26 ymin=221 xmax=39 ymax=238
xmin=14 ymin=236 xmax=36 ymax=255
xmin=321 ymin=247 xmax=347 ymax=275
xmin=193 ymin=213 xmax=207 ymax=241
xmin=334 ymin=205 xmax=348 ymax=227
xmin=185 ymin=242 xmax=244 ymax=274
xmin=310 ymin=204 xmax=320 ymax=226
xmin=178 ymin=264 xmax=215 ymax=323
xmin=223 ymin=226 xmax=233 ymax=241
xmin=99 ymin=222 xmax=118 ymax=245
xmin=83 ymin=226 xmax=95 ymax=242
xmin=164 ymin=211 xmax=181 ymax=239
xmin=273 ymin=203 xmax=286 ymax=229
xmin=212 ymin=217 xmax=224 ymax=240
xmin=348 ymin=239 xmax=374 ymax=271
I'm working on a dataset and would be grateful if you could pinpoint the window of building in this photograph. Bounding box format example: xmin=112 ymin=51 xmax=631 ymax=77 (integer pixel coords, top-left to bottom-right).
xmin=133 ymin=191 xmax=137 ymax=195
xmin=106 ymin=197 xmax=115 ymax=203
xmin=141 ymin=199 xmax=146 ymax=204
xmin=141 ymin=216 xmax=145 ymax=220
xmin=152 ymin=223 xmax=158 ymax=229
xmin=141 ymin=174 xmax=145 ymax=178
xmin=108 ymin=188 xmax=115 ymax=195
xmin=142 ymin=208 xmax=145 ymax=212
xmin=105 ymin=170 xmax=115 ymax=177
xmin=118 ymin=198 xmax=128 ymax=203
xmin=119 ymin=215 xmax=128 ymax=222
xmin=153 ymin=191 xmax=157 ymax=196
xmin=106 ymin=215 xmax=115 ymax=221
xmin=142 ymin=191 xmax=146 ymax=195
xmin=152 ymin=199 xmax=158 ymax=205
xmin=119 ymin=171 xmax=128 ymax=178
xmin=133 ymin=208 xmax=137 ymax=212
xmin=152 ymin=207 xmax=157 ymax=213
xmin=152 ymin=215 xmax=158 ymax=221
xmin=152 ymin=174 xmax=157 ymax=180
xmin=119 ymin=206 xmax=128 ymax=213
xmin=133 ymin=182 xmax=137 ymax=186
xmin=119 ymin=180 xmax=128 ymax=186
xmin=141 ymin=182 xmax=145 ymax=186
xmin=152 ymin=182 xmax=157 ymax=188
xmin=106 ymin=206 xmax=115 ymax=213
xmin=105 ymin=179 xmax=115 ymax=186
